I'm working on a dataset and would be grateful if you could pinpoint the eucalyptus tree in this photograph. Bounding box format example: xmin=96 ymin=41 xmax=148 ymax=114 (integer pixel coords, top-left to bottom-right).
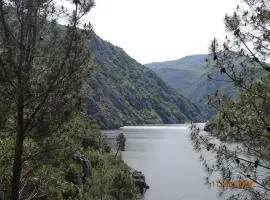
xmin=190 ymin=0 xmax=270 ymax=199
xmin=0 ymin=0 xmax=94 ymax=199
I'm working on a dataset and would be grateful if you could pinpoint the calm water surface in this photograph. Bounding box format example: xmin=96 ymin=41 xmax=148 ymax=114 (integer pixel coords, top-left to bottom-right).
xmin=103 ymin=124 xmax=223 ymax=200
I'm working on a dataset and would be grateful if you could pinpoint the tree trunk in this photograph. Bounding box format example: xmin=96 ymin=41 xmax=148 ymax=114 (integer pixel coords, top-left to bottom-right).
xmin=11 ymin=130 xmax=24 ymax=200
xmin=11 ymin=79 xmax=25 ymax=200
xmin=115 ymin=146 xmax=119 ymax=157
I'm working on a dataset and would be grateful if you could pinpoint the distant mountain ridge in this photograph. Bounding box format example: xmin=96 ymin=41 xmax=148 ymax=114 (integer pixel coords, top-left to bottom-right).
xmin=146 ymin=54 xmax=212 ymax=100
xmin=146 ymin=54 xmax=231 ymax=118
xmin=85 ymin=35 xmax=203 ymax=129
xmin=147 ymin=54 xmax=207 ymax=71
xmin=146 ymin=52 xmax=266 ymax=120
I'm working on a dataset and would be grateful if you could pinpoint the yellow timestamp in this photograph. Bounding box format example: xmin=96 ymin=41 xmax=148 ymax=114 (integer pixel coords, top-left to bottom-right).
xmin=211 ymin=179 xmax=253 ymax=189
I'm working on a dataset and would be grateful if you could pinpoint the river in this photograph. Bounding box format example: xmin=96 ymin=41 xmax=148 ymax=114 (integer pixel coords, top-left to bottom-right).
xmin=103 ymin=124 xmax=223 ymax=200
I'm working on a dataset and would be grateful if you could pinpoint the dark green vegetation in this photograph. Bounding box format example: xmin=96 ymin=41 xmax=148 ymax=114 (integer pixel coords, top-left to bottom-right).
xmin=190 ymin=0 xmax=270 ymax=199
xmin=0 ymin=1 xmax=138 ymax=199
xmin=146 ymin=54 xmax=234 ymax=118
xmin=147 ymin=54 xmax=209 ymax=102
xmin=1 ymin=117 xmax=139 ymax=199
xmin=115 ymin=133 xmax=126 ymax=156
xmin=86 ymin=35 xmax=203 ymax=129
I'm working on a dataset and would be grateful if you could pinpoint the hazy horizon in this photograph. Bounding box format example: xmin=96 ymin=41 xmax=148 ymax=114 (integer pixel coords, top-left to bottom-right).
xmin=88 ymin=0 xmax=241 ymax=64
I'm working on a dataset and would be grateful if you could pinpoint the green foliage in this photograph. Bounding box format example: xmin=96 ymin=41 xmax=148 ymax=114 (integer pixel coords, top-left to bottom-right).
xmin=146 ymin=55 xmax=239 ymax=119
xmin=0 ymin=1 xmax=139 ymax=199
xmin=190 ymin=1 xmax=270 ymax=199
xmin=115 ymin=133 xmax=126 ymax=157
xmin=0 ymin=116 xmax=139 ymax=200
xmin=191 ymin=74 xmax=270 ymax=199
xmin=86 ymin=35 xmax=203 ymax=129
xmin=83 ymin=151 xmax=138 ymax=200
xmin=116 ymin=133 xmax=126 ymax=152
xmin=0 ymin=0 xmax=95 ymax=198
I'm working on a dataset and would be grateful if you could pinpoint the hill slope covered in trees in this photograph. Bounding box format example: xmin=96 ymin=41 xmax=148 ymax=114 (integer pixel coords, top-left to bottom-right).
xmin=85 ymin=35 xmax=203 ymax=129
xmin=146 ymin=54 xmax=233 ymax=118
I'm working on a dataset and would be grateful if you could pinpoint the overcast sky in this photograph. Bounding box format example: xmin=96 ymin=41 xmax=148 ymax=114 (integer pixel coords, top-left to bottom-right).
xmin=88 ymin=0 xmax=240 ymax=64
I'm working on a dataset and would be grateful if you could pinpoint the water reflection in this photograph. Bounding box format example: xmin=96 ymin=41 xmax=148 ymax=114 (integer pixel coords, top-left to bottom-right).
xmin=103 ymin=124 xmax=222 ymax=200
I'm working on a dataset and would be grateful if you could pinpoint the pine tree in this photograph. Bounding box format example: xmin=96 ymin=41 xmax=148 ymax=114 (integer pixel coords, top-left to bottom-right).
xmin=191 ymin=0 xmax=270 ymax=199
xmin=0 ymin=0 xmax=94 ymax=199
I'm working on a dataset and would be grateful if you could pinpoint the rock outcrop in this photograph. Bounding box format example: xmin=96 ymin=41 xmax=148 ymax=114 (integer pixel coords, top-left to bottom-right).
xmin=132 ymin=170 xmax=150 ymax=194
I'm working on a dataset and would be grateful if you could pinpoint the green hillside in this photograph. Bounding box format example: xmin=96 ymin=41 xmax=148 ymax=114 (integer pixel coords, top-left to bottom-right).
xmin=85 ymin=35 xmax=203 ymax=129
xmin=146 ymin=55 xmax=233 ymax=118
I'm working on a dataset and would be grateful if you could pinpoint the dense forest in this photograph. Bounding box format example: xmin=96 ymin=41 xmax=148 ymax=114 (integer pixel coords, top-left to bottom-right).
xmin=86 ymin=35 xmax=202 ymax=129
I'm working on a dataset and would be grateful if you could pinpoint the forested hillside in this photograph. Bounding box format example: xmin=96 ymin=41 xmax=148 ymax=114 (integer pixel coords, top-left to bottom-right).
xmin=85 ymin=35 xmax=203 ymax=129
xmin=146 ymin=55 xmax=234 ymax=118
xmin=147 ymin=54 xmax=209 ymax=101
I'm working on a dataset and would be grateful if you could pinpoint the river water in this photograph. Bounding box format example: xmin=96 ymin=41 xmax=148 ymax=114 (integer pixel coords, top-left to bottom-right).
xmin=103 ymin=124 xmax=223 ymax=200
